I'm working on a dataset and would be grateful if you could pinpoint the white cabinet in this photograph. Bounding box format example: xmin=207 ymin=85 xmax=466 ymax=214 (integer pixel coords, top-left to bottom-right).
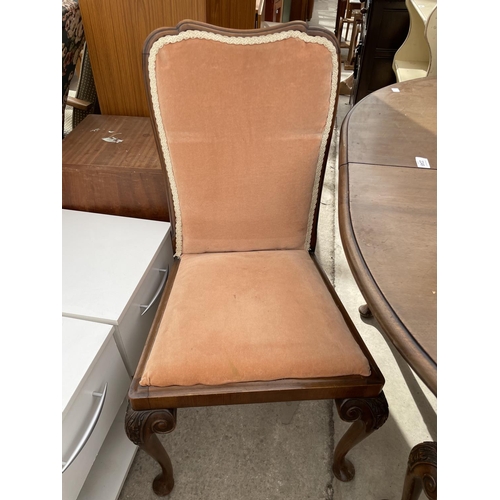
xmin=62 ymin=209 xmax=173 ymax=375
xmin=393 ymin=0 xmax=437 ymax=82
xmin=62 ymin=210 xmax=174 ymax=500
xmin=62 ymin=317 xmax=131 ymax=500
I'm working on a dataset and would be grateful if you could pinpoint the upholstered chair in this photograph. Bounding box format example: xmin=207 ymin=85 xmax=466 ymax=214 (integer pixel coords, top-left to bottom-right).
xmin=62 ymin=0 xmax=85 ymax=136
xmin=125 ymin=20 xmax=388 ymax=497
xmin=62 ymin=2 xmax=98 ymax=138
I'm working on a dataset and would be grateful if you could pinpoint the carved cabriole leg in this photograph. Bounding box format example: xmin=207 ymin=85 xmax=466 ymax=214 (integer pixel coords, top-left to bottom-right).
xmin=401 ymin=441 xmax=437 ymax=500
xmin=333 ymin=391 xmax=389 ymax=482
xmin=125 ymin=403 xmax=177 ymax=497
xmin=358 ymin=304 xmax=373 ymax=318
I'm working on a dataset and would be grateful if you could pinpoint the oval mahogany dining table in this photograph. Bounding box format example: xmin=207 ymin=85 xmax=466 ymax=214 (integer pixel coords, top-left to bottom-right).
xmin=338 ymin=77 xmax=437 ymax=499
xmin=338 ymin=77 xmax=437 ymax=396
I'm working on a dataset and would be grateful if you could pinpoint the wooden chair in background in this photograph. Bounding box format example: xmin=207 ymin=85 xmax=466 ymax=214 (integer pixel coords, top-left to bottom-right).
xmin=344 ymin=7 xmax=363 ymax=70
xmin=69 ymin=44 xmax=99 ymax=130
xmin=335 ymin=1 xmax=364 ymax=69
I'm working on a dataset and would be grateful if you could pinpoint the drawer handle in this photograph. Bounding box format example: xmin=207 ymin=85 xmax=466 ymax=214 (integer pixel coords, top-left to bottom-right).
xmin=140 ymin=267 xmax=169 ymax=316
xmin=62 ymin=383 xmax=108 ymax=473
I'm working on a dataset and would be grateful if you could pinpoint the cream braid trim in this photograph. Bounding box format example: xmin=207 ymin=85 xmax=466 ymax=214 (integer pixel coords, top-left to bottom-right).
xmin=148 ymin=30 xmax=339 ymax=256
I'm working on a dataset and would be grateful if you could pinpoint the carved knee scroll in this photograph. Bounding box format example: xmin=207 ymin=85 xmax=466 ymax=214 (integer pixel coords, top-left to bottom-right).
xmin=333 ymin=391 xmax=389 ymax=482
xmin=125 ymin=403 xmax=177 ymax=497
xmin=402 ymin=441 xmax=437 ymax=500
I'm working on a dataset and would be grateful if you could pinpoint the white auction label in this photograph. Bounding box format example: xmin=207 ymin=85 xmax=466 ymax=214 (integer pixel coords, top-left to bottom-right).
xmin=391 ymin=88 xmax=400 ymax=92
xmin=415 ymin=157 xmax=431 ymax=168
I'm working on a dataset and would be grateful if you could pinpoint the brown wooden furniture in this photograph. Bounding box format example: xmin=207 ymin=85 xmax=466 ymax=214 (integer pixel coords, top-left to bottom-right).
xmin=338 ymin=77 xmax=437 ymax=499
xmin=79 ymin=0 xmax=262 ymax=117
xmin=335 ymin=0 xmax=348 ymax=38
xmin=337 ymin=1 xmax=362 ymax=47
xmin=344 ymin=7 xmax=363 ymax=70
xmin=66 ymin=96 xmax=92 ymax=113
xmin=124 ymin=20 xmax=389 ymax=497
xmin=289 ymin=0 xmax=314 ymax=21
xmin=402 ymin=441 xmax=437 ymax=499
xmin=207 ymin=0 xmax=261 ymax=28
xmin=62 ymin=114 xmax=169 ymax=222
xmin=351 ymin=0 xmax=410 ymax=105
xmin=335 ymin=1 xmax=364 ymax=71
xmin=256 ymin=0 xmax=266 ymax=26
xmin=62 ymin=0 xmax=86 ymax=135
xmin=78 ymin=0 xmax=206 ymax=117
xmin=265 ymin=0 xmax=283 ymax=22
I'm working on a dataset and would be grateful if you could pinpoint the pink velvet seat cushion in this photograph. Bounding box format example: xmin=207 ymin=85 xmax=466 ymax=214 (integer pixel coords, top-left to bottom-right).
xmin=140 ymin=250 xmax=370 ymax=387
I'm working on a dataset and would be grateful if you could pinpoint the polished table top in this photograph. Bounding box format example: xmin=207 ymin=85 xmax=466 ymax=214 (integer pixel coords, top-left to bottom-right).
xmin=338 ymin=78 xmax=437 ymax=395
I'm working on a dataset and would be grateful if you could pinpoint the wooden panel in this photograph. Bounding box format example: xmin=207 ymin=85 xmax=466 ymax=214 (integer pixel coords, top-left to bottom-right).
xmin=79 ymin=0 xmax=206 ymax=116
xmin=62 ymin=168 xmax=169 ymax=222
xmin=206 ymin=0 xmax=257 ymax=29
xmin=62 ymin=115 xmax=169 ymax=222
xmin=289 ymin=0 xmax=312 ymax=21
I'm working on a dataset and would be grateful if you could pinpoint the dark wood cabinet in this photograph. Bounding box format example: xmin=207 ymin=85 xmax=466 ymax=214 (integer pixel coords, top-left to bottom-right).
xmin=351 ymin=0 xmax=410 ymax=105
xmin=289 ymin=0 xmax=314 ymax=21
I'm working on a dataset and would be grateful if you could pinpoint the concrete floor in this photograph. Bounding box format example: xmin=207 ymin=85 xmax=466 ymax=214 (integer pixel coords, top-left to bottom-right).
xmin=117 ymin=2 xmax=437 ymax=499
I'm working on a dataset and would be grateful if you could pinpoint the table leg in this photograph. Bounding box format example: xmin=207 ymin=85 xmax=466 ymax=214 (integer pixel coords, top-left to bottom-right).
xmin=401 ymin=441 xmax=437 ymax=500
xmin=358 ymin=303 xmax=372 ymax=318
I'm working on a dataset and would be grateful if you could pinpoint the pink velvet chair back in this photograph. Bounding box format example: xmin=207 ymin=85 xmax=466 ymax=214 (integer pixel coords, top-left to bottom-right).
xmin=144 ymin=22 xmax=340 ymax=256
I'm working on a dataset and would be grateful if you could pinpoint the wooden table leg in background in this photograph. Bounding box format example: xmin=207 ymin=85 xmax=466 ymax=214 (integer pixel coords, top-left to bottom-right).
xmin=401 ymin=441 xmax=437 ymax=500
xmin=335 ymin=0 xmax=348 ymax=38
xmin=358 ymin=303 xmax=372 ymax=318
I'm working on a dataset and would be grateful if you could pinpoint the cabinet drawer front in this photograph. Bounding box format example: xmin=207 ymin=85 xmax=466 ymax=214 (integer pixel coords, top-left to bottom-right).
xmin=117 ymin=233 xmax=174 ymax=375
xmin=62 ymin=335 xmax=130 ymax=500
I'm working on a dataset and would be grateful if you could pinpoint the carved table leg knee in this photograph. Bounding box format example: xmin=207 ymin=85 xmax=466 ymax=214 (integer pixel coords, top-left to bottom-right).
xmin=333 ymin=391 xmax=389 ymax=482
xmin=358 ymin=304 xmax=373 ymax=318
xmin=125 ymin=403 xmax=177 ymax=497
xmin=401 ymin=441 xmax=437 ymax=500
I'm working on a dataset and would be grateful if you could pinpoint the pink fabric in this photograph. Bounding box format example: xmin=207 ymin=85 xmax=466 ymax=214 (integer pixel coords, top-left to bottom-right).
xmin=154 ymin=36 xmax=334 ymax=253
xmin=140 ymin=250 xmax=370 ymax=387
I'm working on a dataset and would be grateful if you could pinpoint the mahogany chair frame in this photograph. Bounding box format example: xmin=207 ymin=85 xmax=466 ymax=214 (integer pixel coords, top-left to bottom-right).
xmin=125 ymin=20 xmax=388 ymax=497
